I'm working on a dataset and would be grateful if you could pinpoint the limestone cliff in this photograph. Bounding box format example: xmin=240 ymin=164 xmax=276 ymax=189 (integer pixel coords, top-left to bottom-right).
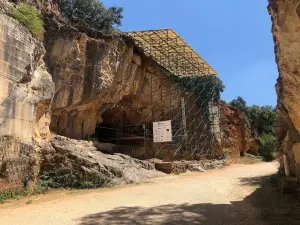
xmin=0 ymin=10 xmax=54 ymax=189
xmin=0 ymin=1 xmax=193 ymax=191
xmin=0 ymin=0 xmax=222 ymax=191
xmin=42 ymin=17 xmax=219 ymax=160
xmin=43 ymin=17 xmax=181 ymax=141
xmin=268 ymin=0 xmax=300 ymax=177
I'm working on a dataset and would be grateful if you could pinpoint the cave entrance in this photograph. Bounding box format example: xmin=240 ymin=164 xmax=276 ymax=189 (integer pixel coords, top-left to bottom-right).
xmin=94 ymin=87 xmax=223 ymax=161
xmin=96 ymin=123 xmax=152 ymax=146
xmin=95 ymin=95 xmax=154 ymax=159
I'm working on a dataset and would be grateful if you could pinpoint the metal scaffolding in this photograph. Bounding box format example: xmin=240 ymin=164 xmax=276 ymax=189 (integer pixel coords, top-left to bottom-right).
xmin=126 ymin=29 xmax=217 ymax=77
xmin=97 ymin=29 xmax=222 ymax=161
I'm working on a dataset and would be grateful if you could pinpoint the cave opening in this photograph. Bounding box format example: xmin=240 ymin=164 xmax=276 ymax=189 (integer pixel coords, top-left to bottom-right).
xmin=93 ymin=88 xmax=222 ymax=161
xmin=94 ymin=94 xmax=155 ymax=159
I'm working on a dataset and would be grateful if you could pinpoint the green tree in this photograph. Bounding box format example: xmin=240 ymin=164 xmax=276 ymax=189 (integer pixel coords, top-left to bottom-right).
xmin=12 ymin=2 xmax=44 ymax=38
xmin=229 ymin=96 xmax=250 ymax=129
xmin=257 ymin=106 xmax=276 ymax=135
xmin=229 ymin=97 xmax=276 ymax=137
xmin=259 ymin=133 xmax=278 ymax=162
xmin=246 ymin=105 xmax=260 ymax=137
xmin=229 ymin=96 xmax=247 ymax=112
xmin=178 ymin=76 xmax=224 ymax=109
xmin=60 ymin=0 xmax=123 ymax=33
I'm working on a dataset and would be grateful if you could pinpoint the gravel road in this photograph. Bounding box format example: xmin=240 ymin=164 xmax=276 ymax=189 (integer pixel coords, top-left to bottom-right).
xmin=1 ymin=162 xmax=300 ymax=225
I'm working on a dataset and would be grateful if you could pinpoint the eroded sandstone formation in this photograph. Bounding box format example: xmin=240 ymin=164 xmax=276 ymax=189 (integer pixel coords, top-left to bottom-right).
xmin=39 ymin=136 xmax=163 ymax=187
xmin=0 ymin=10 xmax=55 ymax=189
xmin=0 ymin=1 xmax=189 ymax=190
xmin=43 ymin=17 xmax=181 ymax=140
xmin=219 ymin=101 xmax=250 ymax=156
xmin=268 ymin=0 xmax=300 ymax=177
xmin=0 ymin=0 xmax=224 ymax=191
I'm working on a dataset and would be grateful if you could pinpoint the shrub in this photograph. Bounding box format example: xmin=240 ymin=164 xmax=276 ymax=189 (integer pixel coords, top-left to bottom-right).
xmin=12 ymin=2 xmax=44 ymax=38
xmin=172 ymin=75 xmax=224 ymax=118
xmin=0 ymin=189 xmax=28 ymax=203
xmin=223 ymin=147 xmax=232 ymax=155
xmin=60 ymin=0 xmax=123 ymax=33
xmin=39 ymin=170 xmax=110 ymax=189
xmin=259 ymin=133 xmax=278 ymax=162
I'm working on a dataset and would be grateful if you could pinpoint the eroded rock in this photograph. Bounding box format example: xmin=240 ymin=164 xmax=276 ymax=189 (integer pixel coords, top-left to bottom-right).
xmin=268 ymin=0 xmax=300 ymax=177
xmin=43 ymin=17 xmax=187 ymax=141
xmin=39 ymin=136 xmax=164 ymax=188
xmin=0 ymin=12 xmax=54 ymax=189
xmin=219 ymin=101 xmax=249 ymax=156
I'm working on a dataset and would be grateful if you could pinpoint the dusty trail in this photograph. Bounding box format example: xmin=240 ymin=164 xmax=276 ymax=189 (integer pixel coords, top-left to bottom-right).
xmin=1 ymin=162 xmax=299 ymax=225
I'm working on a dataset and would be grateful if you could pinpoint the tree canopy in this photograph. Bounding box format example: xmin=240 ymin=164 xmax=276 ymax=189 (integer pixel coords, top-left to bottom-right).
xmin=229 ymin=96 xmax=247 ymax=112
xmin=178 ymin=76 xmax=224 ymax=111
xmin=60 ymin=0 xmax=123 ymax=33
xmin=229 ymin=97 xmax=277 ymax=161
xmin=229 ymin=96 xmax=276 ymax=136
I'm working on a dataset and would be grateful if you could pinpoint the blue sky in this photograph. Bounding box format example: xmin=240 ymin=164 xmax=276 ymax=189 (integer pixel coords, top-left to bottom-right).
xmin=102 ymin=0 xmax=277 ymax=107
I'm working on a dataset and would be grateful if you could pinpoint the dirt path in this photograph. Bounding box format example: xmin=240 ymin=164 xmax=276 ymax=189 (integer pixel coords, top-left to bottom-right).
xmin=1 ymin=162 xmax=300 ymax=225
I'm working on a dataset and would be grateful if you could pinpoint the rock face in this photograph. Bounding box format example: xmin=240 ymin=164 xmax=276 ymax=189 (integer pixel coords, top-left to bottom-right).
xmin=42 ymin=17 xmax=220 ymax=161
xmin=0 ymin=11 xmax=55 ymax=189
xmin=268 ymin=0 xmax=300 ymax=177
xmin=0 ymin=0 xmax=222 ymax=191
xmin=39 ymin=136 xmax=163 ymax=187
xmin=219 ymin=101 xmax=248 ymax=156
xmin=44 ymin=18 xmax=181 ymax=140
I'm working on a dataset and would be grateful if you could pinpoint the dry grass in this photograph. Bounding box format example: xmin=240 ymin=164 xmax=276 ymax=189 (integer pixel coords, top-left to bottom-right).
xmin=227 ymin=154 xmax=264 ymax=165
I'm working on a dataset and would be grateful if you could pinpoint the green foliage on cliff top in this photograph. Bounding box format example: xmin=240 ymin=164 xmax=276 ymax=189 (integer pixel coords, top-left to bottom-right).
xmin=12 ymin=2 xmax=44 ymax=38
xmin=60 ymin=0 xmax=123 ymax=33
xmin=229 ymin=96 xmax=276 ymax=137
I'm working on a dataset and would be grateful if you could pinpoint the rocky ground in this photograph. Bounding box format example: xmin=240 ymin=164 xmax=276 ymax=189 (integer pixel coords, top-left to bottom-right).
xmin=38 ymin=135 xmax=229 ymax=188
xmin=38 ymin=136 xmax=165 ymax=188
xmin=1 ymin=162 xmax=299 ymax=225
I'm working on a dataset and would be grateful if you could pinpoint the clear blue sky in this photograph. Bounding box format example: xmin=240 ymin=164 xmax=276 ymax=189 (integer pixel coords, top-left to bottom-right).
xmin=102 ymin=0 xmax=277 ymax=107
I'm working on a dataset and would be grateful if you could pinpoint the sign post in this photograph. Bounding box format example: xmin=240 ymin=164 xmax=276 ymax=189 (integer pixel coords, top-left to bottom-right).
xmin=153 ymin=120 xmax=172 ymax=143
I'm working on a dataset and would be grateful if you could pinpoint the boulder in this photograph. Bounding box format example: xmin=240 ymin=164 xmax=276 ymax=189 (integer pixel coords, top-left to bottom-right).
xmin=39 ymin=136 xmax=164 ymax=188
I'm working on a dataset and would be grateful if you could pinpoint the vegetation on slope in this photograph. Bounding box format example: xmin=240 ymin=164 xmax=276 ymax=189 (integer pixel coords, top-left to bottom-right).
xmin=229 ymin=96 xmax=277 ymax=161
xmin=59 ymin=0 xmax=123 ymax=33
xmin=11 ymin=2 xmax=44 ymax=38
xmin=230 ymin=96 xmax=276 ymax=136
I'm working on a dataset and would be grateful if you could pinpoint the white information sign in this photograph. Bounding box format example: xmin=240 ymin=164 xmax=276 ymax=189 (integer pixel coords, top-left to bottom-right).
xmin=153 ymin=120 xmax=172 ymax=143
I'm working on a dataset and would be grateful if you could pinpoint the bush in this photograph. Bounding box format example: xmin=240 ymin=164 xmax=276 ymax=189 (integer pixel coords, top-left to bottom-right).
xmin=60 ymin=0 xmax=123 ymax=33
xmin=39 ymin=170 xmax=110 ymax=189
xmin=259 ymin=133 xmax=278 ymax=162
xmin=223 ymin=147 xmax=232 ymax=156
xmin=0 ymin=189 xmax=29 ymax=203
xmin=172 ymin=75 xmax=224 ymax=117
xmin=12 ymin=2 xmax=44 ymax=38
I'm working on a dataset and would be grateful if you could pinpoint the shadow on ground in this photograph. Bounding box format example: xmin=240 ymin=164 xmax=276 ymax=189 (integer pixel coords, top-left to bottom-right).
xmin=239 ymin=175 xmax=271 ymax=186
xmin=78 ymin=175 xmax=300 ymax=225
